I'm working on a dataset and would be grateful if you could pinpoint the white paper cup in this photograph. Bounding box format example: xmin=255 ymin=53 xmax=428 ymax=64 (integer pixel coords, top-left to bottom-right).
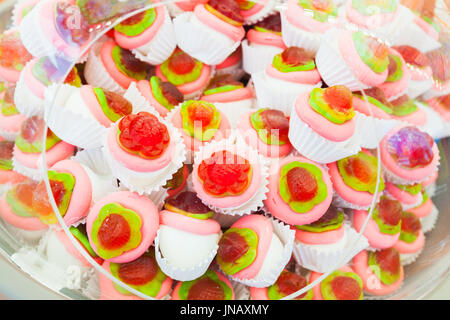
xmin=242 ymin=40 xmax=284 ymax=75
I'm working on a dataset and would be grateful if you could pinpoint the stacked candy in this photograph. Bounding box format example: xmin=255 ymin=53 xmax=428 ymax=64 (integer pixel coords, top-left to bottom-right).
xmin=0 ymin=0 xmax=447 ymax=300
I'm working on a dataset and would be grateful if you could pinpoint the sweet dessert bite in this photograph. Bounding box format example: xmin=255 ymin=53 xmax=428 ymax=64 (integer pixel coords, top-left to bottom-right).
xmin=352 ymin=196 xmax=402 ymax=249
xmin=316 ymin=29 xmax=389 ymax=91
xmin=214 ymin=46 xmax=244 ymax=79
xmin=171 ymin=269 xmax=235 ymax=300
xmin=407 ymin=190 xmax=433 ymax=219
xmin=289 ymin=85 xmax=359 ymax=163
xmin=252 ymin=46 xmax=322 ymax=114
xmin=327 ymin=151 xmax=385 ymax=210
xmin=173 ymin=0 xmax=246 ymax=65
xmin=388 ymin=95 xmax=427 ymax=126
xmin=134 ymin=76 xmax=184 ymax=118
xmin=113 ymin=4 xmax=176 ymax=65
xmin=380 ymin=126 xmax=439 ymax=185
xmin=156 ymin=191 xmax=220 ymax=280
xmin=156 ymin=49 xmax=212 ymax=100
xmin=102 ymin=111 xmax=185 ymax=194
xmin=20 ymin=0 xmax=92 ymax=61
xmin=265 ymin=155 xmax=332 ymax=226
xmin=353 ymin=248 xmax=404 ymax=296
xmin=343 ymin=0 xmax=399 ymax=30
xmin=215 ymin=214 xmax=290 ymax=286
xmin=0 ymin=86 xmax=27 ymax=141
xmin=15 ymin=56 xmax=81 ymax=117
xmin=393 ymin=45 xmax=433 ymax=99
xmin=385 ymin=182 xmax=423 ymax=210
xmin=281 ymin=0 xmax=338 ymax=53
xmin=242 ymin=13 xmax=286 ymax=74
xmin=393 ymin=210 xmax=425 ymax=265
xmin=86 ymin=191 xmax=159 ymax=263
xmin=99 ymin=248 xmax=173 ymax=300
xmin=0 ymin=28 xmax=33 ymax=83
xmin=379 ymin=48 xmax=411 ymax=101
xmin=200 ymin=74 xmax=254 ymax=126
xmin=309 ymin=266 xmax=364 ymax=300
xmin=13 ymin=116 xmax=75 ymax=179
xmin=163 ymin=164 xmax=189 ymax=198
xmin=85 ymin=40 xmax=152 ymax=94
xmin=167 ymin=100 xmax=231 ymax=160
xmin=352 ymin=87 xmax=394 ymax=120
xmin=0 ymin=141 xmax=26 ymax=189
xmin=250 ymin=269 xmax=313 ymax=300
xmin=236 ymin=0 xmax=278 ymax=25
xmin=237 ymin=108 xmax=292 ymax=159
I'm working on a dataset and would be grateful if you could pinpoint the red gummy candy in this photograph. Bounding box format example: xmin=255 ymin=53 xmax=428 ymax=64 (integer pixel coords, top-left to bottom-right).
xmin=104 ymin=90 xmax=133 ymax=117
xmin=187 ymin=277 xmax=225 ymax=300
xmin=393 ymin=45 xmax=430 ymax=67
xmin=217 ymin=230 xmax=249 ymax=263
xmin=374 ymin=247 xmax=401 ymax=275
xmin=281 ymin=47 xmax=313 ymax=66
xmin=208 ymin=0 xmax=244 ymax=24
xmin=256 ymin=13 xmax=282 ymax=33
xmin=117 ymin=254 xmax=158 ymax=286
xmin=97 ymin=214 xmax=131 ymax=250
xmin=378 ymin=197 xmax=402 ymax=226
xmin=323 ymin=86 xmax=353 ymax=113
xmin=169 ymin=51 xmax=196 ymax=75
xmin=344 ymin=157 xmax=372 ymax=183
xmin=260 ymin=109 xmax=289 ymax=142
xmin=276 ymin=271 xmax=308 ymax=299
xmin=330 ymin=276 xmax=361 ymax=300
xmin=286 ymin=167 xmax=318 ymax=202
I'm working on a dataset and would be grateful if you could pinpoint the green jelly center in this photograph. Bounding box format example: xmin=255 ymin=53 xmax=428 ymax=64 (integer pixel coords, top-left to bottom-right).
xmin=353 ymin=31 xmax=389 ymax=74
xmin=180 ymin=100 xmax=221 ymax=142
xmin=178 ymin=270 xmax=233 ymax=300
xmin=272 ymin=53 xmax=316 ymax=73
xmin=114 ymin=8 xmax=157 ymax=37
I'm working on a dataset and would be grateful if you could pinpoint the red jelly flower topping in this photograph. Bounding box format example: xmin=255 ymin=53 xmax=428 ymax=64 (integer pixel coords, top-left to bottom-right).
xmin=32 ymin=180 xmax=66 ymax=217
xmin=104 ymin=90 xmax=133 ymax=117
xmin=15 ymin=180 xmax=38 ymax=208
xmin=374 ymin=247 xmax=401 ymax=275
xmin=344 ymin=157 xmax=372 ymax=183
xmin=118 ymin=112 xmax=170 ymax=159
xmin=286 ymin=167 xmax=318 ymax=202
xmin=367 ymin=37 xmax=388 ymax=60
xmin=387 ymin=126 xmax=434 ymax=169
xmin=393 ymin=45 xmax=430 ymax=67
xmin=169 ymin=50 xmax=196 ymax=75
xmin=97 ymin=214 xmax=131 ymax=250
xmin=117 ymin=254 xmax=158 ymax=286
xmin=187 ymin=277 xmax=225 ymax=300
xmin=120 ymin=10 xmax=146 ymax=26
xmin=277 ymin=271 xmax=308 ymax=299
xmin=281 ymin=47 xmax=313 ymax=66
xmin=166 ymin=191 xmax=211 ymax=214
xmin=0 ymin=141 xmax=14 ymax=160
xmin=217 ymin=230 xmax=249 ymax=263
xmin=208 ymin=0 xmax=244 ymax=24
xmin=323 ymin=85 xmax=353 ymax=113
xmin=198 ymin=150 xmax=252 ymax=196
xmin=0 ymin=31 xmax=33 ymax=69
xmin=378 ymin=197 xmax=402 ymax=226
xmin=188 ymin=102 xmax=214 ymax=127
xmin=255 ymin=13 xmax=282 ymax=33
xmin=330 ymin=276 xmax=362 ymax=300
xmin=401 ymin=211 xmax=421 ymax=236
xmin=260 ymin=109 xmax=290 ymax=142
xmin=427 ymin=50 xmax=450 ymax=82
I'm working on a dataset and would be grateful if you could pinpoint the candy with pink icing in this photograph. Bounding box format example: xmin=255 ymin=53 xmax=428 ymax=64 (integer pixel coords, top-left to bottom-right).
xmin=393 ymin=211 xmax=425 ymax=262
xmin=344 ymin=0 xmax=399 ymax=30
xmin=0 ymin=28 xmax=32 ymax=83
xmin=379 ymin=48 xmax=411 ymax=101
xmin=389 ymin=95 xmax=427 ymax=126
xmin=86 ymin=191 xmax=159 ymax=263
xmin=0 ymin=86 xmax=27 ymax=140
xmin=236 ymin=0 xmax=278 ymax=25
xmin=427 ymin=95 xmax=450 ymax=122
xmin=0 ymin=141 xmax=26 ymax=186
xmin=265 ymin=155 xmax=332 ymax=226
xmin=352 ymin=87 xmax=394 ymax=120
xmin=407 ymin=191 xmax=433 ymax=219
xmin=214 ymin=46 xmax=244 ymax=79
xmin=385 ymin=182 xmax=423 ymax=210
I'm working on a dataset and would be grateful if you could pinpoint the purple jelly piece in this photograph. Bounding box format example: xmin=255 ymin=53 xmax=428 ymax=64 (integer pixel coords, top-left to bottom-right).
xmin=55 ymin=0 xmax=90 ymax=47
xmin=387 ymin=126 xmax=434 ymax=169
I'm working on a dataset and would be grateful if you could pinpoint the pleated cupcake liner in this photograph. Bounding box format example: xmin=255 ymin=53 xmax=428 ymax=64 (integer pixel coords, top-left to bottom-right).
xmin=288 ymin=108 xmax=361 ymax=164
xmin=123 ymin=82 xmax=163 ymax=115
xmin=214 ymin=100 xmax=255 ymax=129
xmin=354 ymin=112 xmax=401 ymax=149
xmin=425 ymin=183 xmax=436 ymax=198
xmin=280 ymin=10 xmax=323 ymax=53
xmin=154 ymin=228 xmax=219 ymax=282
xmin=14 ymin=66 xmax=45 ymax=118
xmin=292 ymin=223 xmax=369 ymax=273
xmin=382 ymin=159 xmax=440 ymax=186
xmin=315 ymin=29 xmax=370 ymax=91
xmin=173 ymin=12 xmax=242 ymax=65
xmin=77 ymin=163 xmax=119 ymax=204
xmin=241 ymin=40 xmax=283 ymax=75
xmin=0 ymin=127 xmax=19 ymax=141
xmin=84 ymin=42 xmax=127 ymax=95
xmin=132 ymin=10 xmax=177 ymax=65
xmin=44 ymin=84 xmax=108 ymax=150
xmin=211 ymin=212 xmax=242 ymax=229
xmin=12 ymin=156 xmax=44 ymax=181
xmin=416 ymin=101 xmax=446 ymax=140
xmin=400 ymin=248 xmax=423 ymax=267
xmin=192 ymin=138 xmax=269 ymax=216
xmin=224 ymin=216 xmax=295 ymax=288
xmin=71 ymin=148 xmax=112 ymax=177
xmin=332 ymin=191 xmax=380 ymax=211
xmin=421 ymin=83 xmax=450 ymax=101
xmin=384 ymin=189 xmax=423 ymax=211
xmin=406 ymin=77 xmax=433 ymax=100
xmin=166 ymin=2 xmax=185 ymax=18
xmin=243 ymin=0 xmax=279 ymax=26
xmin=421 ymin=203 xmax=439 ymax=234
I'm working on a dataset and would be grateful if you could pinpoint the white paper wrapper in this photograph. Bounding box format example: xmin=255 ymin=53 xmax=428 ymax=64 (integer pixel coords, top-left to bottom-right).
xmin=44 ymin=84 xmax=108 ymax=150
xmin=332 ymin=191 xmax=380 ymax=211
xmin=0 ymin=219 xmax=47 ymax=246
xmin=124 ymin=82 xmax=166 ymax=116
xmin=242 ymin=40 xmax=284 ymax=75
xmin=292 ymin=223 xmax=369 ymax=273
xmin=71 ymin=148 xmax=112 ymax=176
xmin=225 ymin=217 xmax=295 ymax=288
xmin=12 ymin=156 xmax=43 ymax=180
xmin=242 ymin=0 xmax=279 ymax=25
xmin=173 ymin=12 xmax=242 ymax=65
xmin=416 ymin=101 xmax=446 ymax=140
xmin=84 ymin=42 xmax=126 ymax=95
xmin=288 ymin=107 xmax=361 ymax=164
xmin=421 ymin=203 xmax=439 ymax=234
xmin=316 ymin=29 xmax=370 ymax=92
xmin=424 ymin=183 xmax=436 ymax=198
xmin=212 ymin=212 xmax=242 ymax=229
xmin=252 ymin=71 xmax=321 ymax=116
xmin=382 ymin=159 xmax=440 ymax=186
xmin=354 ymin=112 xmax=401 ymax=149
xmin=146 ymin=188 xmax=169 ymax=211
xmin=0 ymin=127 xmax=19 ymax=141
xmin=400 ymin=248 xmax=423 ymax=266
xmin=280 ymin=10 xmax=323 ymax=53
xmin=214 ymin=100 xmax=255 ymax=129
xmin=102 ymin=118 xmax=186 ymax=195
xmin=422 ymin=82 xmax=450 ymax=102
xmin=406 ymin=77 xmax=433 ymax=99
xmin=154 ymin=228 xmax=219 ymax=281
xmin=384 ymin=189 xmax=423 ymax=211
xmin=14 ymin=66 xmax=45 ymax=117
xmin=193 ymin=138 xmax=269 ymax=216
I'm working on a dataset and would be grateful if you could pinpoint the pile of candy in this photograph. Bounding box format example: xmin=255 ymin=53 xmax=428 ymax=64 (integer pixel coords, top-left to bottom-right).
xmin=0 ymin=0 xmax=448 ymax=300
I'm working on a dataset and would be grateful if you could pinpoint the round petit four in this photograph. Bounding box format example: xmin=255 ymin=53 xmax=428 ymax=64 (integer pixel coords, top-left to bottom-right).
xmin=352 ymin=248 xmax=404 ymax=296
xmin=86 ymin=191 xmax=159 ymax=263
xmin=12 ymin=116 xmax=75 ymax=180
xmin=99 ymin=248 xmax=172 ymax=300
xmin=388 ymin=95 xmax=427 ymax=126
xmin=352 ymin=196 xmax=402 ymax=249
xmin=380 ymin=125 xmax=439 ymax=185
xmin=173 ymin=1 xmax=245 ymax=65
xmin=289 ymin=86 xmax=360 ymax=164
xmin=384 ymin=182 xmax=423 ymax=210
xmin=281 ymin=0 xmax=338 ymax=53
xmin=216 ymin=214 xmax=294 ymax=287
xmin=309 ymin=266 xmax=364 ymax=300
xmin=242 ymin=13 xmax=286 ymax=75
xmin=155 ymin=191 xmax=221 ymax=281
xmin=171 ymin=269 xmax=235 ymax=300
xmin=342 ymin=0 xmax=399 ymax=31
xmin=156 ymin=48 xmax=212 ymax=100
xmin=379 ymin=48 xmax=411 ymax=101
xmin=0 ymin=86 xmax=26 ymax=141
xmin=113 ymin=4 xmax=176 ymax=65
xmin=236 ymin=108 xmax=292 ymax=159
xmin=393 ymin=211 xmax=425 ymax=266
xmin=250 ymin=269 xmax=313 ymax=300
xmin=0 ymin=28 xmax=33 ymax=83
xmin=102 ymin=111 xmax=186 ymax=195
